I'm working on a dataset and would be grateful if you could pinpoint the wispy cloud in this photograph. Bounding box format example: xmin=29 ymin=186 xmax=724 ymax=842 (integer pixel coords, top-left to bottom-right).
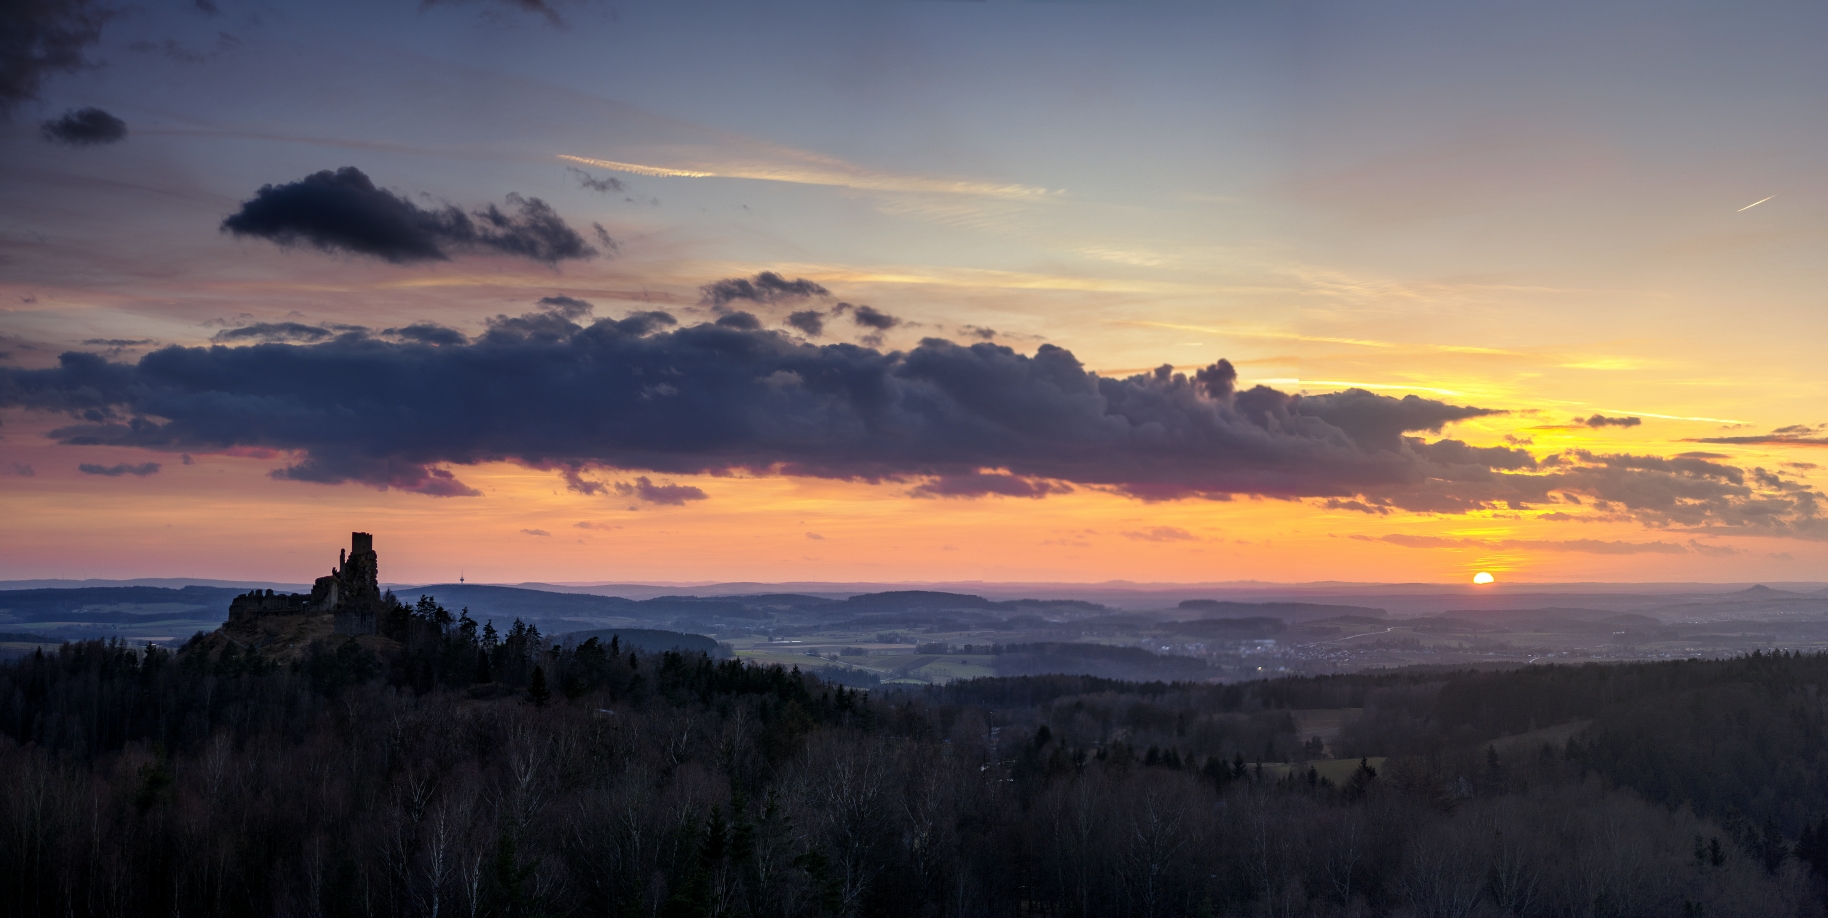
xmin=558 ymin=153 xmax=1055 ymax=200
xmin=1689 ymin=424 xmax=1828 ymax=447
xmin=1124 ymin=526 xmax=1199 ymax=542
xmin=1134 ymin=320 xmax=1515 ymax=355
xmin=1251 ymin=378 xmax=1469 ymax=397
xmin=79 ymin=462 xmax=161 ymax=478
xmin=556 ymin=156 xmax=714 ymax=179
xmin=1352 ymin=533 xmax=1688 ymax=555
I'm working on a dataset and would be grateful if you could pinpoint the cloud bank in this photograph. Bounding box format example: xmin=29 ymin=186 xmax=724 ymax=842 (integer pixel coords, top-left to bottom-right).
xmin=220 ymin=167 xmax=603 ymax=265
xmin=1 ymin=308 xmax=1820 ymax=535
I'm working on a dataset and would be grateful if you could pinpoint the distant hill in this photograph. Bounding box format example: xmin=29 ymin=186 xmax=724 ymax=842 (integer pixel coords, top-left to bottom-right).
xmin=0 ymin=585 xmax=246 ymax=624
xmin=394 ymin=584 xmax=643 ymax=625
xmin=1734 ymin=584 xmax=1808 ymax=597
xmin=0 ymin=578 xmax=307 ymax=591
xmin=0 ymin=582 xmax=1106 ymax=639
xmin=1176 ymin=599 xmax=1386 ymax=622
xmin=835 ymin=591 xmax=1011 ymax=613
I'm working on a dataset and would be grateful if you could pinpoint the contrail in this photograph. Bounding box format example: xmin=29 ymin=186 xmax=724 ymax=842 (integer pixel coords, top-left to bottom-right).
xmin=1738 ymin=195 xmax=1776 ymax=212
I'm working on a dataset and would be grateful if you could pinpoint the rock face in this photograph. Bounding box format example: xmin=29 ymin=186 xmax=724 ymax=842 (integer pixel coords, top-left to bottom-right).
xmin=226 ymin=532 xmax=386 ymax=636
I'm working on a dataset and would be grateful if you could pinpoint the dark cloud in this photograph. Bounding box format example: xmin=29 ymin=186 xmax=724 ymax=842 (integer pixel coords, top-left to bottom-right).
xmin=591 ymin=223 xmax=617 ymax=253
xmin=715 ymin=312 xmax=762 ymax=331
xmin=82 ymin=337 xmax=153 ymax=358
xmin=535 ymin=295 xmax=593 ymax=319
xmin=567 ymin=167 xmax=625 ymax=194
xmin=1580 ymin=414 xmax=1641 ymax=428
xmin=221 ymin=167 xmax=601 ymax=265
xmin=1690 ymin=425 xmax=1828 ymax=447
xmin=911 ymin=472 xmax=1072 ymax=499
xmin=78 ymin=461 xmax=160 ymax=477
xmin=1123 ymin=527 xmax=1198 ymax=542
xmin=2 ymin=311 xmax=1821 ymax=533
xmin=212 ymin=322 xmax=335 ymax=344
xmin=961 ymin=326 xmax=997 ymax=340
xmin=607 ymin=311 xmax=676 ymax=336
xmin=1295 ymin=386 xmax=1500 ymax=452
xmin=521 ymin=528 xmax=550 ymax=536
xmin=0 ymin=0 xmax=109 ymax=114
xmin=850 ymin=305 xmax=900 ymax=331
xmin=273 ymin=457 xmax=480 ymax=497
xmin=483 ymin=303 xmax=591 ymax=341
xmin=11 ymin=463 xmax=34 ymax=476
xmin=700 ymin=272 xmax=828 ymax=308
xmin=615 ymin=476 xmax=707 ymax=506
xmin=555 ymin=465 xmax=608 ymax=495
xmin=805 ymin=532 xmax=823 ymax=540
xmin=786 ymin=310 xmax=825 ymax=337
xmin=382 ymin=323 xmax=467 ymax=346
xmin=127 ymin=32 xmax=239 ymax=64
xmin=40 ymin=106 xmax=124 ymax=146
xmin=180 ymin=453 xmax=193 ymax=464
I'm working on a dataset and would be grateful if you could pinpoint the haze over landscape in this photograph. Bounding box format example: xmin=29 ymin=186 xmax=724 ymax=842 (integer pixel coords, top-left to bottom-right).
xmin=7 ymin=2 xmax=1828 ymax=917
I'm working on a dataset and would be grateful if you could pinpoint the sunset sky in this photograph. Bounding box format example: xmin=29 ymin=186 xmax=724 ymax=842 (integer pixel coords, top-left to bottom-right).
xmin=4 ymin=0 xmax=1827 ymax=585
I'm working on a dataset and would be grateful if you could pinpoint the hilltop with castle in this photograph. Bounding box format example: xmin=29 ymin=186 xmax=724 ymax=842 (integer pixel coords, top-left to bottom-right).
xmin=205 ymin=531 xmax=397 ymax=658
xmin=228 ymin=531 xmax=388 ymax=636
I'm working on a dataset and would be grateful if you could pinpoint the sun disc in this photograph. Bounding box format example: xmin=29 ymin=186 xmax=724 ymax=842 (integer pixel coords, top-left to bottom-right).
xmin=1473 ymin=571 xmax=1496 ymax=585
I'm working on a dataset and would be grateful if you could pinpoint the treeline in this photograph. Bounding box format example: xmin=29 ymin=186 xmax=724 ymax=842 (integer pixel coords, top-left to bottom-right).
xmin=1260 ymin=652 xmax=1828 ymax=835
xmin=2 ymin=605 xmax=1827 ymax=917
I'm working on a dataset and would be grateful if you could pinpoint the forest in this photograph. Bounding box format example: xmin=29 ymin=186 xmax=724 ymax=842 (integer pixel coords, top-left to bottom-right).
xmin=3 ymin=594 xmax=1828 ymax=917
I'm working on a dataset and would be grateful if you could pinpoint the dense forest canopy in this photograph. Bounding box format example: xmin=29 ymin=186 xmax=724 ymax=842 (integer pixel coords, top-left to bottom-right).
xmin=3 ymin=594 xmax=1828 ymax=917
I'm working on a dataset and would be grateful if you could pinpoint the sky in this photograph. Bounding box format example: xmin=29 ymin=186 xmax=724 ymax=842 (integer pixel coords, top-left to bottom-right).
xmin=3 ymin=0 xmax=1827 ymax=586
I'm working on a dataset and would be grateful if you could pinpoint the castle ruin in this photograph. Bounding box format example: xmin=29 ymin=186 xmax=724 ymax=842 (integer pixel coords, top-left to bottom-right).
xmin=227 ymin=532 xmax=387 ymax=635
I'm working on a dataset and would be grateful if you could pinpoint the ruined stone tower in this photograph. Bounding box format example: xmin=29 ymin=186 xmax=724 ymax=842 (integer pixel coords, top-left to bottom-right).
xmin=319 ymin=531 xmax=383 ymax=635
xmin=225 ymin=531 xmax=386 ymax=635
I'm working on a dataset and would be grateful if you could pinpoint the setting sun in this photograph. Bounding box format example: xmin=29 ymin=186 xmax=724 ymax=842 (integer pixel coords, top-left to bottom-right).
xmin=1473 ymin=572 xmax=1496 ymax=584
